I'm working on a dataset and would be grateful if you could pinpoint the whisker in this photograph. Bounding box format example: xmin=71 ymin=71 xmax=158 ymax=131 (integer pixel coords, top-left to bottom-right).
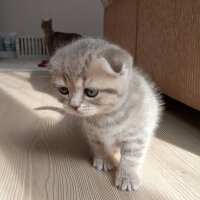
xmin=40 ymin=69 xmax=51 ymax=71
xmin=31 ymin=76 xmax=52 ymax=78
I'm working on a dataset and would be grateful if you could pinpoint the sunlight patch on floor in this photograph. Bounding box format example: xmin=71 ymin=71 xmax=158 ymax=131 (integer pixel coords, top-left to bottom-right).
xmin=0 ymin=72 xmax=63 ymax=120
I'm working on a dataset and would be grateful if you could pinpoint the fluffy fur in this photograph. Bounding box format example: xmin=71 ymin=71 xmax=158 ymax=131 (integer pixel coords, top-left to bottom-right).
xmin=49 ymin=38 xmax=162 ymax=191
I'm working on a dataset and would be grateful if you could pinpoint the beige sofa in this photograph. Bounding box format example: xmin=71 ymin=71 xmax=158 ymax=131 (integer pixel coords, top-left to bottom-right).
xmin=104 ymin=0 xmax=200 ymax=111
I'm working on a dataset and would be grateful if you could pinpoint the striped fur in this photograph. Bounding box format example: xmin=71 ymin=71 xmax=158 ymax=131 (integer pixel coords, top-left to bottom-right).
xmin=41 ymin=19 xmax=81 ymax=56
xmin=49 ymin=38 xmax=163 ymax=191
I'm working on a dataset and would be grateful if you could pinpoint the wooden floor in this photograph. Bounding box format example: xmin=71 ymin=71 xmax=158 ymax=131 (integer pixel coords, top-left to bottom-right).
xmin=0 ymin=71 xmax=200 ymax=200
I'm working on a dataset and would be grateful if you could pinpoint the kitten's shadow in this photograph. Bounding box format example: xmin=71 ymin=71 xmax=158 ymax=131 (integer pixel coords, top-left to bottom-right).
xmin=10 ymin=109 xmax=116 ymax=187
xmin=28 ymin=70 xmax=116 ymax=174
xmin=29 ymin=71 xmax=117 ymax=186
xmin=27 ymin=71 xmax=91 ymax=160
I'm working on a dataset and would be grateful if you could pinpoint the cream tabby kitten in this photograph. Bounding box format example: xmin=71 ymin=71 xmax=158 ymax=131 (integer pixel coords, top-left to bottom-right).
xmin=50 ymin=38 xmax=162 ymax=191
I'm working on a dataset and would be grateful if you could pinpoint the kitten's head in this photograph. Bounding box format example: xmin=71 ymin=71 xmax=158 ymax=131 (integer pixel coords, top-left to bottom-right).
xmin=41 ymin=19 xmax=52 ymax=32
xmin=50 ymin=38 xmax=133 ymax=117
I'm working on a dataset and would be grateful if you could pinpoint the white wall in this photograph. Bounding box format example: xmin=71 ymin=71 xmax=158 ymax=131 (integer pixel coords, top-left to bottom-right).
xmin=0 ymin=0 xmax=104 ymax=37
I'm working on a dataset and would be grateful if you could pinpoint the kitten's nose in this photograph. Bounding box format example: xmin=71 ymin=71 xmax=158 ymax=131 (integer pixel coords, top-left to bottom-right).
xmin=71 ymin=105 xmax=79 ymax=110
xmin=70 ymin=97 xmax=80 ymax=110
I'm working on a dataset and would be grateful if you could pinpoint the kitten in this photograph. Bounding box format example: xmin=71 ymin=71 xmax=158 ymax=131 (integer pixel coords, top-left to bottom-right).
xmin=49 ymin=38 xmax=162 ymax=191
xmin=41 ymin=19 xmax=81 ymax=56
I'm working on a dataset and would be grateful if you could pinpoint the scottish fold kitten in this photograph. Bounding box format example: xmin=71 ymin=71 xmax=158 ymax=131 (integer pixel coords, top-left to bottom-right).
xmin=49 ymin=38 xmax=162 ymax=191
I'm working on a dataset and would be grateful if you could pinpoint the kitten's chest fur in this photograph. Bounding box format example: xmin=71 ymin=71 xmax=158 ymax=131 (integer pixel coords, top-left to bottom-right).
xmin=83 ymin=87 xmax=159 ymax=147
xmin=83 ymin=119 xmax=123 ymax=148
xmin=83 ymin=105 xmax=143 ymax=139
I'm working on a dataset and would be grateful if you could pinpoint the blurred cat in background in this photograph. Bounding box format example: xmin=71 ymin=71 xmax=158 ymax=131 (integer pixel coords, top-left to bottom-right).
xmin=41 ymin=19 xmax=81 ymax=56
xmin=49 ymin=38 xmax=162 ymax=191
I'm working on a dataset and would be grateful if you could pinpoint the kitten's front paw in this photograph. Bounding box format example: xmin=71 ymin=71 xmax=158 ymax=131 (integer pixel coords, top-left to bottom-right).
xmin=115 ymin=173 xmax=141 ymax=191
xmin=93 ymin=158 xmax=115 ymax=171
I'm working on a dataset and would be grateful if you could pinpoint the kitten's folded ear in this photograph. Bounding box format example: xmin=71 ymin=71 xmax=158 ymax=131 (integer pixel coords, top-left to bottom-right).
xmin=101 ymin=48 xmax=133 ymax=75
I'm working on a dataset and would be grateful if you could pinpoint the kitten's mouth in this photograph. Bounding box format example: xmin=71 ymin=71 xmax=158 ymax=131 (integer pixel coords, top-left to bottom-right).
xmin=63 ymin=105 xmax=95 ymax=117
xmin=66 ymin=108 xmax=81 ymax=116
xmin=63 ymin=107 xmax=86 ymax=117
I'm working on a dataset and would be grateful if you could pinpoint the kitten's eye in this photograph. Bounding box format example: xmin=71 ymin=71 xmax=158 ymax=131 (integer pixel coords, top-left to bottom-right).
xmin=85 ymin=88 xmax=98 ymax=98
xmin=59 ymin=87 xmax=69 ymax=95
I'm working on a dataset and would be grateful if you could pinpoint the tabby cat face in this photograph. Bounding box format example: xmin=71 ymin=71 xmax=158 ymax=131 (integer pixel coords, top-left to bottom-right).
xmin=41 ymin=19 xmax=52 ymax=32
xmin=50 ymin=38 xmax=132 ymax=117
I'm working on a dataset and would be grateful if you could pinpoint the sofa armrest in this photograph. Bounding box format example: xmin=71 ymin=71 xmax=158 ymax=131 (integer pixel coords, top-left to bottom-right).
xmin=136 ymin=0 xmax=200 ymax=111
xmin=104 ymin=0 xmax=200 ymax=111
xmin=104 ymin=0 xmax=138 ymax=61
